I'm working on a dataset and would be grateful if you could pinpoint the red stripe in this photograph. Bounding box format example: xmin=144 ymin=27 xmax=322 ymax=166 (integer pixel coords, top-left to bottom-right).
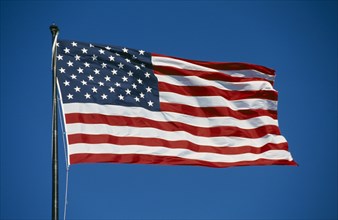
xmin=65 ymin=113 xmax=280 ymax=138
xmin=70 ymin=153 xmax=296 ymax=168
xmin=152 ymin=53 xmax=275 ymax=76
xmin=154 ymin=66 xmax=272 ymax=83
xmin=160 ymin=102 xmax=278 ymax=120
xmin=68 ymin=133 xmax=289 ymax=155
xmin=158 ymin=82 xmax=278 ymax=101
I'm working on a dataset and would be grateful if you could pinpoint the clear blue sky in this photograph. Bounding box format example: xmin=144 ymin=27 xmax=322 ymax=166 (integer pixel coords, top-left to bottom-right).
xmin=1 ymin=1 xmax=337 ymax=219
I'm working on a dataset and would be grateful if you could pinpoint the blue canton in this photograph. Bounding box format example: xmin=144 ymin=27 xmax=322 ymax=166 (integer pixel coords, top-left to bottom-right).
xmin=56 ymin=40 xmax=160 ymax=111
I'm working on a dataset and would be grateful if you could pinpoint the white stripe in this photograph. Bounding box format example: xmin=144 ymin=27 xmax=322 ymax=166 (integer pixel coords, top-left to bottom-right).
xmin=66 ymin=123 xmax=287 ymax=148
xmin=68 ymin=144 xmax=293 ymax=163
xmin=63 ymin=103 xmax=278 ymax=129
xmin=160 ymin=92 xmax=278 ymax=111
xmin=152 ymin=56 xmax=275 ymax=82
xmin=156 ymin=74 xmax=274 ymax=91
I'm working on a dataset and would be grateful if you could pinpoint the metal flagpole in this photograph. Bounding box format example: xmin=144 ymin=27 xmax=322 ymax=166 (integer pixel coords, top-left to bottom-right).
xmin=50 ymin=24 xmax=59 ymax=220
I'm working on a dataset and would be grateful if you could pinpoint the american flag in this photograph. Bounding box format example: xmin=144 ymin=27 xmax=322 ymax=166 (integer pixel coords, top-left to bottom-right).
xmin=56 ymin=40 xmax=296 ymax=168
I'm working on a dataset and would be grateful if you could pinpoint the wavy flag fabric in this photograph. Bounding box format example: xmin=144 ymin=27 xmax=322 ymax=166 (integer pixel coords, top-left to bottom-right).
xmin=56 ymin=40 xmax=296 ymax=168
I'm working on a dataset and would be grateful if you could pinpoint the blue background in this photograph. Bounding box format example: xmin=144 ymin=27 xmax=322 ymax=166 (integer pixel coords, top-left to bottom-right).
xmin=1 ymin=1 xmax=337 ymax=219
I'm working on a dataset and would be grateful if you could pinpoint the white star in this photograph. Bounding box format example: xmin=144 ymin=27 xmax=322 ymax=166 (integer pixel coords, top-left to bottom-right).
xmin=101 ymin=63 xmax=107 ymax=68
xmin=137 ymin=79 xmax=143 ymax=84
xmin=81 ymin=80 xmax=87 ymax=85
xmin=118 ymin=63 xmax=124 ymax=69
xmin=115 ymin=53 xmax=121 ymax=56
xmin=109 ymin=87 xmax=115 ymax=93
xmin=115 ymin=82 xmax=121 ymax=87
xmin=135 ymin=65 xmax=141 ymax=70
xmin=108 ymin=55 xmax=115 ymax=61
xmin=125 ymin=58 xmax=131 ymax=63
xmin=132 ymin=83 xmax=137 ymax=89
xmin=56 ymin=42 xmax=59 ymax=47
xmin=94 ymin=69 xmax=100 ymax=74
xmin=146 ymin=86 xmax=152 ymax=93
xmin=141 ymin=63 xmax=145 ymax=68
xmin=122 ymin=76 xmax=128 ymax=82
xmin=111 ymin=69 xmax=118 ymax=75
xmin=147 ymin=100 xmax=154 ymax=107
xmin=67 ymin=60 xmax=73 ymax=66
xmin=64 ymin=47 xmax=70 ymax=53
xmin=88 ymin=75 xmax=94 ymax=81
xmin=139 ymin=50 xmax=145 ymax=55
xmin=99 ymin=49 xmax=105 ymax=54
xmin=92 ymin=87 xmax=98 ymax=93
xmin=127 ymin=71 xmax=133 ymax=77
xmin=70 ymin=74 xmax=77 ymax=79
xmin=122 ymin=47 xmax=128 ymax=53
xmin=105 ymin=46 xmax=112 ymax=50
xmin=118 ymin=94 xmax=124 ymax=100
xmin=81 ymin=48 xmax=88 ymax=54
xmin=84 ymin=62 xmax=90 ymax=67
xmin=101 ymin=94 xmax=108 ymax=99
xmin=59 ymin=68 xmax=66 ymax=73
xmin=140 ymin=92 xmax=145 ymax=98
xmin=132 ymin=55 xmax=137 ymax=59
xmin=144 ymin=72 xmax=150 ymax=78
xmin=63 ymin=80 xmax=70 ymax=86
xmin=125 ymin=89 xmax=131 ymax=95
xmin=57 ymin=54 xmax=63 ymax=60
xmin=75 ymin=55 xmax=81 ymax=61
xmin=67 ymin=93 xmax=73 ymax=99
xmin=134 ymin=97 xmax=140 ymax=102
xmin=84 ymin=93 xmax=91 ymax=99
xmin=77 ymin=67 xmax=84 ymax=73
xmin=71 ymin=42 xmax=77 ymax=47
xmin=98 ymin=82 xmax=104 ymax=86
xmin=74 ymin=86 xmax=81 ymax=92
xmin=92 ymin=54 xmax=98 ymax=61
xmin=89 ymin=44 xmax=95 ymax=48
xmin=104 ymin=76 xmax=111 ymax=81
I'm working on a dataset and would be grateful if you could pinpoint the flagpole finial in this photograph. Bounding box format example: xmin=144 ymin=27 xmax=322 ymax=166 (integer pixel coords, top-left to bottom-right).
xmin=50 ymin=23 xmax=59 ymax=35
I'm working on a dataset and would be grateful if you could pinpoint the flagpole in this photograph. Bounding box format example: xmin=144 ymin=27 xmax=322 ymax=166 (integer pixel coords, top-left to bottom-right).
xmin=50 ymin=24 xmax=59 ymax=220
